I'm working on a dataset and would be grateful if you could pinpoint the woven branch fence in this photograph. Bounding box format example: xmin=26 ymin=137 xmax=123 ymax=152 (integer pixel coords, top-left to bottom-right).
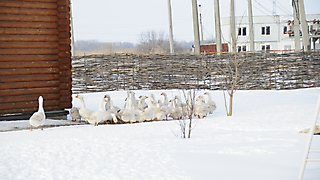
xmin=72 ymin=52 xmax=320 ymax=94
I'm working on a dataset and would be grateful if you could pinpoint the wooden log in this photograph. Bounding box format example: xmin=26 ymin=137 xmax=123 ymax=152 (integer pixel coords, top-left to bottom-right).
xmin=0 ymin=61 xmax=59 ymax=68
xmin=59 ymin=70 xmax=71 ymax=77
xmin=0 ymin=74 xmax=60 ymax=83
xmin=60 ymin=89 xmax=71 ymax=96
xmin=58 ymin=51 xmax=71 ymax=58
xmin=57 ymin=25 xmax=70 ymax=32
xmin=59 ymin=57 xmax=71 ymax=64
xmin=0 ymin=42 xmax=59 ymax=49
xmin=57 ymin=19 xmax=70 ymax=26
xmin=57 ymin=6 xmax=70 ymax=13
xmin=0 ymin=1 xmax=58 ymax=9
xmin=0 ymin=14 xmax=58 ymax=22
xmin=58 ymin=44 xmax=70 ymax=51
xmin=59 ymin=77 xmax=70 ymax=83
xmin=0 ymin=67 xmax=59 ymax=76
xmin=0 ymin=55 xmax=59 ymax=61
xmin=57 ymin=0 xmax=70 ymax=6
xmin=60 ymin=102 xmax=72 ymax=109
xmin=57 ymin=12 xmax=70 ymax=19
xmin=59 ymin=83 xmax=71 ymax=89
xmin=0 ymin=21 xmax=58 ymax=29
xmin=0 ymin=94 xmax=60 ymax=103
xmin=59 ymin=63 xmax=71 ymax=70
xmin=0 ymin=48 xmax=59 ymax=55
xmin=58 ymin=38 xmax=71 ymax=44
xmin=0 ymin=80 xmax=60 ymax=90
xmin=0 ymin=27 xmax=59 ymax=35
xmin=59 ymin=95 xmax=71 ymax=102
xmin=0 ymin=87 xmax=60 ymax=97
xmin=0 ymin=35 xmax=59 ymax=42
xmin=0 ymin=99 xmax=60 ymax=111
xmin=9 ymin=0 xmax=58 ymax=3
xmin=0 ymin=7 xmax=58 ymax=16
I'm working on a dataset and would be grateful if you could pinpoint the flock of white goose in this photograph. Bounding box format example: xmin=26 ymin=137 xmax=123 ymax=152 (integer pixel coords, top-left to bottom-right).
xmin=71 ymin=91 xmax=217 ymax=126
xmin=27 ymin=91 xmax=217 ymax=130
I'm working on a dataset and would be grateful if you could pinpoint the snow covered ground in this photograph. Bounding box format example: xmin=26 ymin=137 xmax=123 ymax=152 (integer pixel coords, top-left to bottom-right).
xmin=0 ymin=88 xmax=320 ymax=180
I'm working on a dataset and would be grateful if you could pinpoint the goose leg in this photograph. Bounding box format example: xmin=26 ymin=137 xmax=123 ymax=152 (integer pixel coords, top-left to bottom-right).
xmin=30 ymin=125 xmax=33 ymax=131
xmin=41 ymin=126 xmax=44 ymax=130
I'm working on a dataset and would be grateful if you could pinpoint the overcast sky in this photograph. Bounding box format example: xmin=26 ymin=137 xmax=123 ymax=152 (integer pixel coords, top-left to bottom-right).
xmin=71 ymin=0 xmax=319 ymax=44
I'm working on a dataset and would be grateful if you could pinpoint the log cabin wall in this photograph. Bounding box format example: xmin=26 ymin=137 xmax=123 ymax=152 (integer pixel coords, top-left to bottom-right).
xmin=0 ymin=0 xmax=72 ymax=120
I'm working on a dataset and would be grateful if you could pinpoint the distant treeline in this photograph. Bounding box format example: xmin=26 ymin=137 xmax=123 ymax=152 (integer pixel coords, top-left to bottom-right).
xmin=74 ymin=40 xmax=196 ymax=55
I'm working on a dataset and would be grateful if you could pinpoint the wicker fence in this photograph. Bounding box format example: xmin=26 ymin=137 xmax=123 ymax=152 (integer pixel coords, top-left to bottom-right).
xmin=72 ymin=52 xmax=320 ymax=94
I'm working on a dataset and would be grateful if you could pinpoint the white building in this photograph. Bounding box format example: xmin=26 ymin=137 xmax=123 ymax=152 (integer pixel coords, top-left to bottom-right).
xmin=220 ymin=14 xmax=320 ymax=52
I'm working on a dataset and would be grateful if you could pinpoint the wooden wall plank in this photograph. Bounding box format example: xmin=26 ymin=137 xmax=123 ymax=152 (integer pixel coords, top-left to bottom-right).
xmin=0 ymin=7 xmax=58 ymax=16
xmin=0 ymin=80 xmax=60 ymax=90
xmin=0 ymin=42 xmax=59 ymax=48
xmin=0 ymin=106 xmax=61 ymax=114
xmin=9 ymin=0 xmax=58 ymax=3
xmin=0 ymin=55 xmax=59 ymax=61
xmin=0 ymin=67 xmax=60 ymax=76
xmin=0 ymin=48 xmax=59 ymax=55
xmin=0 ymin=1 xmax=58 ymax=9
xmin=0 ymin=28 xmax=59 ymax=35
xmin=0 ymin=14 xmax=58 ymax=22
xmin=0 ymin=94 xmax=60 ymax=103
xmin=0 ymin=74 xmax=60 ymax=83
xmin=0 ymin=21 xmax=58 ymax=29
xmin=0 ymin=87 xmax=60 ymax=97
xmin=0 ymin=61 xmax=59 ymax=68
xmin=0 ymin=35 xmax=59 ymax=41
xmin=0 ymin=100 xmax=60 ymax=111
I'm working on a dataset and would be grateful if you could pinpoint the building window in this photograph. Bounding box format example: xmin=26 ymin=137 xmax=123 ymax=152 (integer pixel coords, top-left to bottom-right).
xmin=238 ymin=27 xmax=247 ymax=36
xmin=242 ymin=27 xmax=247 ymax=36
xmin=237 ymin=46 xmax=241 ymax=52
xmin=242 ymin=45 xmax=246 ymax=52
xmin=283 ymin=26 xmax=287 ymax=34
xmin=261 ymin=45 xmax=271 ymax=51
xmin=262 ymin=26 xmax=270 ymax=35
xmin=237 ymin=45 xmax=247 ymax=52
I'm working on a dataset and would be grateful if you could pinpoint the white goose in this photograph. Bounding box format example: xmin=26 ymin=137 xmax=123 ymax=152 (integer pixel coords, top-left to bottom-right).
xmin=29 ymin=96 xmax=46 ymax=131
xmin=155 ymin=101 xmax=166 ymax=121
xmin=75 ymin=94 xmax=93 ymax=123
xmin=70 ymin=107 xmax=81 ymax=122
xmin=195 ymin=95 xmax=210 ymax=119
xmin=140 ymin=100 xmax=157 ymax=122
xmin=138 ymin=95 xmax=148 ymax=111
xmin=98 ymin=97 xmax=113 ymax=124
xmin=204 ymin=92 xmax=217 ymax=114
xmin=105 ymin=96 xmax=120 ymax=123
xmin=104 ymin=94 xmax=120 ymax=113
xmin=160 ymin=92 xmax=172 ymax=120
xmin=118 ymin=96 xmax=135 ymax=123
xmin=169 ymin=99 xmax=183 ymax=120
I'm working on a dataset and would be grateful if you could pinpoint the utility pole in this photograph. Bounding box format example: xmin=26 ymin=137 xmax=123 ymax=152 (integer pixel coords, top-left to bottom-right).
xmin=213 ymin=0 xmax=222 ymax=53
xmin=247 ymin=0 xmax=254 ymax=52
xmin=230 ymin=0 xmax=236 ymax=53
xmin=292 ymin=0 xmax=301 ymax=52
xmin=167 ymin=0 xmax=174 ymax=54
xmin=191 ymin=0 xmax=201 ymax=54
xmin=298 ymin=0 xmax=310 ymax=52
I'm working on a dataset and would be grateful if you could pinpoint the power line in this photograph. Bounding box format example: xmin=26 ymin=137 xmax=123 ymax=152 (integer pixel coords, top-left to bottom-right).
xmin=253 ymin=0 xmax=274 ymax=15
